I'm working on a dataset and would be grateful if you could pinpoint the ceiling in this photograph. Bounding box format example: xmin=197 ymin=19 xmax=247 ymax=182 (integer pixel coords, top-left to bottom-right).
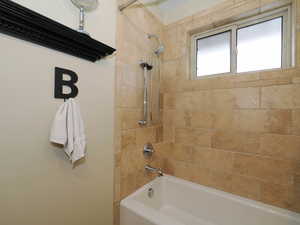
xmin=140 ymin=0 xmax=224 ymax=24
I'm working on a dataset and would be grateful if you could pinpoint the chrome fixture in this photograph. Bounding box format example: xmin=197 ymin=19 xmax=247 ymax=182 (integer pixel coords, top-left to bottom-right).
xmin=119 ymin=0 xmax=138 ymax=11
xmin=145 ymin=165 xmax=164 ymax=177
xmin=71 ymin=0 xmax=99 ymax=35
xmin=148 ymin=188 xmax=154 ymax=198
xmin=143 ymin=143 xmax=154 ymax=157
xmin=148 ymin=34 xmax=165 ymax=56
xmin=139 ymin=61 xmax=153 ymax=126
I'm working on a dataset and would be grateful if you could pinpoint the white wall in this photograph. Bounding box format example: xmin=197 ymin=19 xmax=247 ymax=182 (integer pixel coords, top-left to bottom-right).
xmin=0 ymin=1 xmax=116 ymax=225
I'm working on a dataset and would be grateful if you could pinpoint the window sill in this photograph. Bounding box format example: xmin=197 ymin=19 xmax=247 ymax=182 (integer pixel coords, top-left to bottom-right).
xmin=191 ymin=66 xmax=296 ymax=80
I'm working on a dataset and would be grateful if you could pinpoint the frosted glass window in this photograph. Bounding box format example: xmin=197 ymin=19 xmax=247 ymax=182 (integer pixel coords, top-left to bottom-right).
xmin=237 ymin=17 xmax=283 ymax=73
xmin=196 ymin=31 xmax=231 ymax=76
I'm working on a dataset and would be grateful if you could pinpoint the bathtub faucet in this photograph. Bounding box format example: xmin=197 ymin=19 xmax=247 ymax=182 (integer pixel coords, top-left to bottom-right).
xmin=145 ymin=165 xmax=164 ymax=177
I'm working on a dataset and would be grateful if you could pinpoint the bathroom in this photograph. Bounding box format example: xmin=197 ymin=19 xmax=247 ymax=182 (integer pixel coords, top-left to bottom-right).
xmin=0 ymin=0 xmax=299 ymax=224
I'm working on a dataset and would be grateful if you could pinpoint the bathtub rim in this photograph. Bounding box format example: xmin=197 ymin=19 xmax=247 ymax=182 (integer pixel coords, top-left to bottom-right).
xmin=120 ymin=175 xmax=300 ymax=223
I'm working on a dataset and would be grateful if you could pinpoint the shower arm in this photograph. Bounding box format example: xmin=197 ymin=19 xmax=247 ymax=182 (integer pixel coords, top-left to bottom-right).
xmin=118 ymin=0 xmax=139 ymax=11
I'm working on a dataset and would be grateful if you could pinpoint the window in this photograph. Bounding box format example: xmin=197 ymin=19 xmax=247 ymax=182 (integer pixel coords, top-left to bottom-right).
xmin=191 ymin=6 xmax=293 ymax=78
xmin=197 ymin=31 xmax=231 ymax=76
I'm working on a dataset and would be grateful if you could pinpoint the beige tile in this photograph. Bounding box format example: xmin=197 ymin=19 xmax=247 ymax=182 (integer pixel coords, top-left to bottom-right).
xmin=163 ymin=93 xmax=176 ymax=109
xmin=175 ymin=128 xmax=212 ymax=147
xmin=210 ymin=77 xmax=235 ymax=90
xmin=233 ymin=154 xmax=294 ymax=185
xmin=121 ymin=109 xmax=143 ymax=130
xmin=231 ymin=175 xmax=261 ymax=200
xmin=265 ymin=110 xmax=292 ymax=134
xmin=175 ymin=91 xmax=213 ymax=111
xmin=163 ymin=26 xmax=179 ymax=61
xmin=121 ymin=130 xmax=136 ymax=152
xmin=113 ymin=203 xmax=120 ymax=225
xmin=175 ymin=93 xmax=193 ymax=111
xmin=297 ymin=30 xmax=300 ymax=66
xmin=189 ymin=164 xmax=211 ymax=186
xmin=232 ymin=109 xmax=291 ymax=134
xmin=209 ymin=170 xmax=233 ymax=193
xmin=292 ymin=109 xmax=300 ymax=135
xmin=161 ymin=79 xmax=178 ymax=93
xmin=115 ymin=112 xmax=122 ymax=154
xmin=234 ymin=72 xmax=260 ymax=82
xmin=174 ymin=110 xmax=214 ymax=129
xmin=234 ymin=78 xmax=290 ymax=88
xmin=162 ymin=60 xmax=179 ymax=81
xmin=114 ymin=167 xmax=121 ymax=203
xmin=260 ymin=134 xmax=300 ymax=160
xmin=115 ymin=152 xmax=122 ymax=168
xmin=261 ymin=183 xmax=294 ymax=210
xmin=172 ymin=160 xmax=191 ymax=181
xmin=173 ymin=110 xmax=191 ymax=128
xmin=212 ymin=110 xmax=235 ymax=130
xmin=120 ymin=173 xmax=137 ymax=199
xmin=176 ymin=56 xmax=189 ymax=79
xmin=120 ymin=151 xmax=138 ymax=178
xmin=212 ymin=130 xmax=260 ymax=154
xmin=120 ymin=85 xmax=138 ymax=108
xmin=116 ymin=0 xmax=165 ymax=204
xmin=233 ymin=110 xmax=267 ymax=132
xmin=164 ymin=159 xmax=176 ymax=175
xmin=259 ymin=69 xmax=295 ymax=81
xmin=190 ymin=79 xmax=212 ymax=92
xmin=293 ymin=174 xmax=300 ymax=212
xmin=190 ymin=111 xmax=214 ymax=129
xmin=260 ymin=0 xmax=291 ymax=8
xmin=233 ymin=87 xmax=260 ymax=109
xmin=210 ymin=0 xmax=237 ymax=25
xmin=121 ymin=63 xmax=140 ymax=88
xmin=171 ymin=143 xmax=194 ymax=162
xmin=211 ymin=89 xmax=235 ymax=110
xmin=156 ymin=126 xmax=163 ymax=143
xmin=192 ymin=148 xmax=234 ymax=172
xmin=153 ymin=142 xmax=172 ymax=159
xmin=261 ymin=85 xmax=299 ymax=109
xmin=136 ymin=127 xmax=157 ymax=148
xmin=294 ymin=84 xmax=300 ymax=108
xmin=192 ymin=13 xmax=214 ymax=32
xmin=293 ymin=77 xmax=300 ymax=84
xmin=163 ymin=110 xmax=175 ymax=142
xmin=233 ymin=0 xmax=260 ymax=15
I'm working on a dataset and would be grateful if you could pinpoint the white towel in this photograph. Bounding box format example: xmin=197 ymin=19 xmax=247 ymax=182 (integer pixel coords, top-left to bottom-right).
xmin=50 ymin=99 xmax=86 ymax=164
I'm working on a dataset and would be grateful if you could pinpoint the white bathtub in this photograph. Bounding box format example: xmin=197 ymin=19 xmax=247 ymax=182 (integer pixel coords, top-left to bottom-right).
xmin=120 ymin=175 xmax=300 ymax=225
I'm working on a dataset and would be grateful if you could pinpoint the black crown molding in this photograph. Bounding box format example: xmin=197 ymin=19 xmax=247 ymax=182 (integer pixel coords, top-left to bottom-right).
xmin=0 ymin=0 xmax=116 ymax=62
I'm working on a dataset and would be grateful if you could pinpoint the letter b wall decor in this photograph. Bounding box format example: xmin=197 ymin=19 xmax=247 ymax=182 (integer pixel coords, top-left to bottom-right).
xmin=54 ymin=67 xmax=79 ymax=100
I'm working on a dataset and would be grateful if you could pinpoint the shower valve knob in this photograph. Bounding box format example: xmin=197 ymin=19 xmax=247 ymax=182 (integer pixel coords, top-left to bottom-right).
xmin=143 ymin=143 xmax=154 ymax=157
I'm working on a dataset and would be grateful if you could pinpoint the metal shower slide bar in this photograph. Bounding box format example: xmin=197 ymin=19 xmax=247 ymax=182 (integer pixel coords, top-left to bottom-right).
xmin=118 ymin=0 xmax=139 ymax=11
xmin=139 ymin=61 xmax=153 ymax=126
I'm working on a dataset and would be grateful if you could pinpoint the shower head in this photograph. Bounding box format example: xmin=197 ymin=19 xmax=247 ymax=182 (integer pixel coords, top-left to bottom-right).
xmin=71 ymin=0 xmax=99 ymax=35
xmin=148 ymin=33 xmax=165 ymax=56
xmin=155 ymin=45 xmax=165 ymax=55
xmin=71 ymin=0 xmax=98 ymax=11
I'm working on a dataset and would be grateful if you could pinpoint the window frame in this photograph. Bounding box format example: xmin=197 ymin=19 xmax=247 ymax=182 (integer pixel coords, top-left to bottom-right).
xmin=191 ymin=6 xmax=293 ymax=79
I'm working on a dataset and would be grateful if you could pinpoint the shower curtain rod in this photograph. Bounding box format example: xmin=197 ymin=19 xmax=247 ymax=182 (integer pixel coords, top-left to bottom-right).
xmin=118 ymin=0 xmax=139 ymax=11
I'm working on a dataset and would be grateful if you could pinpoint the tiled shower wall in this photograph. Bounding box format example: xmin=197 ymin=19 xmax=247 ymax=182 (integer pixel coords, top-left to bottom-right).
xmin=161 ymin=0 xmax=300 ymax=212
xmin=114 ymin=1 xmax=166 ymax=224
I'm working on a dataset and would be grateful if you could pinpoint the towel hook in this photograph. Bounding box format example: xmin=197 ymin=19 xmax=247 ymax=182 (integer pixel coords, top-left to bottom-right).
xmin=54 ymin=67 xmax=79 ymax=101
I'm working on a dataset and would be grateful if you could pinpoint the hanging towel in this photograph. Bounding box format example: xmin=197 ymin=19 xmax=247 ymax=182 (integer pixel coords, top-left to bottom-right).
xmin=50 ymin=99 xmax=86 ymax=164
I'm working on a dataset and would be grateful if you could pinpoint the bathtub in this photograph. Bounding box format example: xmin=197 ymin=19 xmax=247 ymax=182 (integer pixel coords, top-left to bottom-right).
xmin=120 ymin=175 xmax=300 ymax=225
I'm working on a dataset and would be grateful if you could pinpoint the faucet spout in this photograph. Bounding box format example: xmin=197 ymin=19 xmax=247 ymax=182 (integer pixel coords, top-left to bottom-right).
xmin=145 ymin=165 xmax=164 ymax=177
